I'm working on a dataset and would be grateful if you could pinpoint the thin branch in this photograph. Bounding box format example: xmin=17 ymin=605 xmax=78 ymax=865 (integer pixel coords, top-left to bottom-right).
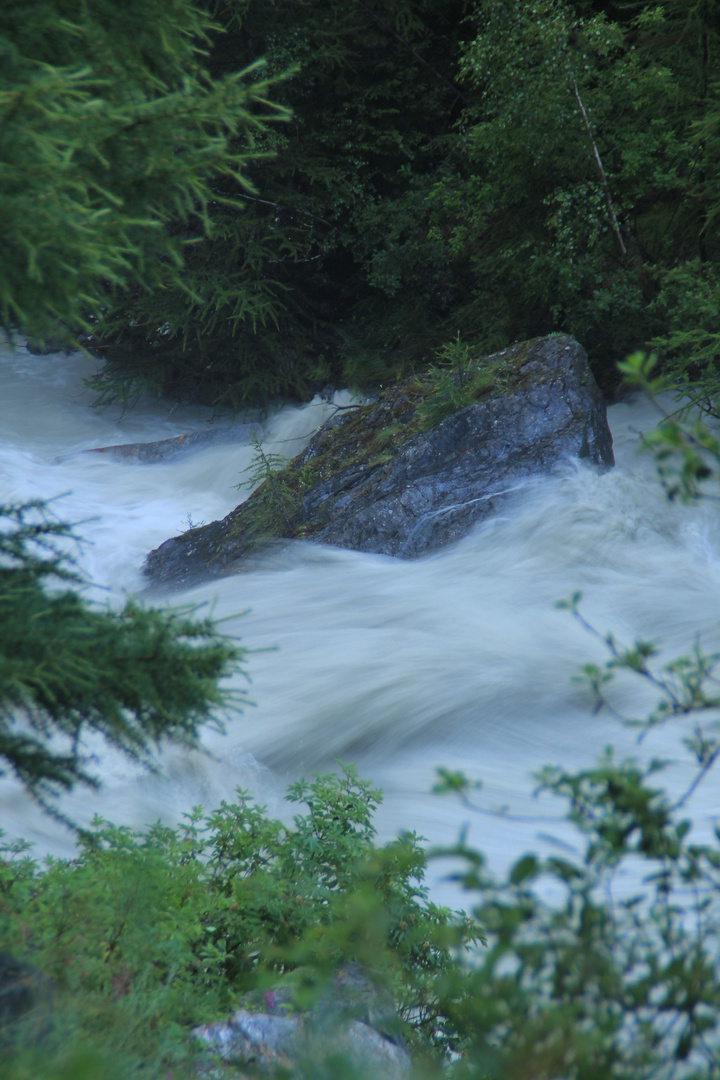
xmin=326 ymin=401 xmax=364 ymax=413
xmin=672 ymin=743 xmax=720 ymax=811
xmin=454 ymin=789 xmax=565 ymax=825
xmin=569 ymin=602 xmax=720 ymax=808
xmin=570 ymin=606 xmax=680 ymax=705
xmin=570 ymin=75 xmax=627 ymax=261
xmin=270 ymin=402 xmax=365 ymax=448
xmin=236 ymin=192 xmax=331 ymax=229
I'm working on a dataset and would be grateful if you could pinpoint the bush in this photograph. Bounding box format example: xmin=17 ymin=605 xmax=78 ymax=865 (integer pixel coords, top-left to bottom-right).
xmin=0 ymin=766 xmax=477 ymax=1078
xmin=6 ymin=703 xmax=720 ymax=1079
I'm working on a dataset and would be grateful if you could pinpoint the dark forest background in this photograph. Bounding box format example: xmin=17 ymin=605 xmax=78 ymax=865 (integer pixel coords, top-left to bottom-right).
xmin=6 ymin=1 xmax=720 ymax=410
xmin=87 ymin=0 xmax=720 ymax=408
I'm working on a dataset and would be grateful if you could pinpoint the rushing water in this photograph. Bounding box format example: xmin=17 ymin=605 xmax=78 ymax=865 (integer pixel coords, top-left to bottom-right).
xmin=1 ymin=342 xmax=719 ymax=901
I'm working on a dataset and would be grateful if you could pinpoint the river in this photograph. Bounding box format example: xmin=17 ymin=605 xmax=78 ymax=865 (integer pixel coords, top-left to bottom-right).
xmin=2 ymin=341 xmax=719 ymax=904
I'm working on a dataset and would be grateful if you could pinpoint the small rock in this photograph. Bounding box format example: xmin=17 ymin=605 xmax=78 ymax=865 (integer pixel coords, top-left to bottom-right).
xmin=79 ymin=423 xmax=261 ymax=464
xmin=193 ymin=964 xmax=410 ymax=1078
xmin=0 ymin=952 xmax=53 ymax=1045
xmin=193 ymin=1009 xmax=410 ymax=1079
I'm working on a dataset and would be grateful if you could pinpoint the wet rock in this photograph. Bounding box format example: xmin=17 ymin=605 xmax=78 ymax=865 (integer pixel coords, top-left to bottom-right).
xmin=145 ymin=335 xmax=613 ymax=589
xmin=80 ymin=423 xmax=260 ymax=463
xmin=193 ymin=965 xmax=409 ymax=1078
xmin=0 ymin=952 xmax=53 ymax=1044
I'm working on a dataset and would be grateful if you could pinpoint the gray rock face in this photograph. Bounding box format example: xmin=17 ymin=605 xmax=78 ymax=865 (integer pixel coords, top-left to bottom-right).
xmin=193 ymin=1008 xmax=410 ymax=1078
xmin=144 ymin=335 xmax=613 ymax=590
xmin=193 ymin=964 xmax=409 ymax=1078
xmin=303 ymin=336 xmax=612 ymax=558
xmin=80 ymin=422 xmax=260 ymax=463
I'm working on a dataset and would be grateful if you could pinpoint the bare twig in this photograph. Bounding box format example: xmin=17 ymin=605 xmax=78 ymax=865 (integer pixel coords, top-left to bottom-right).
xmin=452 ymin=788 xmax=565 ymax=825
xmin=236 ymin=192 xmax=331 ymax=229
xmin=673 ymin=743 xmax=720 ymax=811
xmin=570 ymin=75 xmax=627 ymax=261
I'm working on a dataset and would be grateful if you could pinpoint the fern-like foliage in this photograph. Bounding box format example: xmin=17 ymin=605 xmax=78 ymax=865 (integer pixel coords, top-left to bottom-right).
xmin=236 ymin=434 xmax=299 ymax=535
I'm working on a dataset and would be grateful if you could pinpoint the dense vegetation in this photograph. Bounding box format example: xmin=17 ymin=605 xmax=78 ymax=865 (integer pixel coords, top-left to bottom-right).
xmin=1 ymin=768 xmax=476 ymax=1078
xmin=5 ymin=693 xmax=720 ymax=1079
xmin=79 ymin=0 xmax=476 ymax=406
xmin=10 ymin=0 xmax=720 ymax=407
xmin=0 ymin=0 xmax=288 ymax=359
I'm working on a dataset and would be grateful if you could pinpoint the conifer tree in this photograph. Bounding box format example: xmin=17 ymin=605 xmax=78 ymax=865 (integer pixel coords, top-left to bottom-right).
xmin=87 ymin=0 xmax=474 ymax=407
xmin=0 ymin=0 xmax=287 ymax=345
xmin=0 ymin=503 xmax=246 ymax=820
xmin=0 ymin=3 xmax=258 ymax=821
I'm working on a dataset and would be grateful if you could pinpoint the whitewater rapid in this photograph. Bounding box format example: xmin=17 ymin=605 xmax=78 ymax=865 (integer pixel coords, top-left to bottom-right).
xmin=1 ymin=342 xmax=719 ymax=901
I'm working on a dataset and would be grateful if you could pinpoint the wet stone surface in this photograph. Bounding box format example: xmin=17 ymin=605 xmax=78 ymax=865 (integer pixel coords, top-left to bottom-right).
xmin=144 ymin=335 xmax=614 ymax=590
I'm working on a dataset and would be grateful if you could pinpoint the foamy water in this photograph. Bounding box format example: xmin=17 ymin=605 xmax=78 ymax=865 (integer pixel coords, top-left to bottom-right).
xmin=1 ymin=342 xmax=718 ymax=904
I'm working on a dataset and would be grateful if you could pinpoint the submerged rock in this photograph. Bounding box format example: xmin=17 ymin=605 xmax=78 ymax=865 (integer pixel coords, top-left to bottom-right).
xmin=79 ymin=422 xmax=260 ymax=463
xmin=144 ymin=335 xmax=613 ymax=589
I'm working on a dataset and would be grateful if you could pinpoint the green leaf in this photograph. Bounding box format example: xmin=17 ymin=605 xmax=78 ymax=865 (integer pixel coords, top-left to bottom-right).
xmin=509 ymin=854 xmax=538 ymax=885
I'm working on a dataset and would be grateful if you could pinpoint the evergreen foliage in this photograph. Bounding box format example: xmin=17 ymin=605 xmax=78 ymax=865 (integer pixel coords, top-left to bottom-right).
xmin=86 ymin=0 xmax=474 ymax=406
xmin=0 ymin=501 xmax=246 ymax=818
xmin=0 ymin=0 xmax=287 ymax=346
xmin=416 ymin=335 xmax=506 ymax=430
xmin=236 ymin=433 xmax=298 ymax=536
xmin=8 ymin=2 xmax=720 ymax=403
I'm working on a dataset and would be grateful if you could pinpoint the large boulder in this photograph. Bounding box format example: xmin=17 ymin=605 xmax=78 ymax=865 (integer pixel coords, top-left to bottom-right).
xmin=144 ymin=335 xmax=613 ymax=590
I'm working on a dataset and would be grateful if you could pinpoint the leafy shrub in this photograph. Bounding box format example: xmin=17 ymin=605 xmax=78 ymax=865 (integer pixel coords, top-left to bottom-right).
xmin=7 ymin=699 xmax=720 ymax=1080
xmin=432 ymin=603 xmax=720 ymax=1079
xmin=0 ymin=767 xmax=476 ymax=1078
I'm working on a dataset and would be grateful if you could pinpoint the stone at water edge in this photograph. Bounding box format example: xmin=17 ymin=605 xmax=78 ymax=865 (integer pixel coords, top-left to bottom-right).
xmin=144 ymin=335 xmax=614 ymax=590
xmin=192 ymin=964 xmax=410 ymax=1078
xmin=193 ymin=1009 xmax=411 ymax=1078
xmin=77 ymin=422 xmax=261 ymax=463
